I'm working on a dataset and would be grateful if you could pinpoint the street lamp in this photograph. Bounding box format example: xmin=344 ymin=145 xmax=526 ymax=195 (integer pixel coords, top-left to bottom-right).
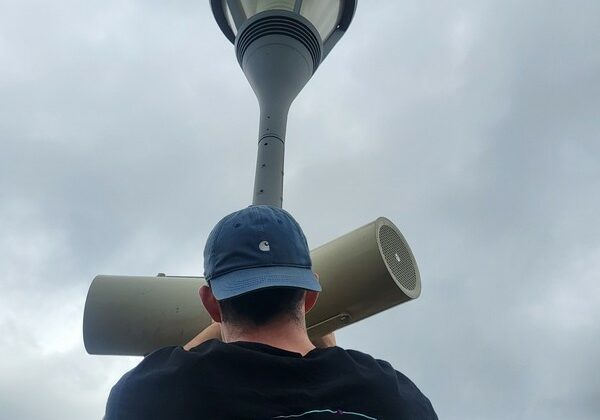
xmin=210 ymin=0 xmax=357 ymax=207
xmin=83 ymin=1 xmax=424 ymax=356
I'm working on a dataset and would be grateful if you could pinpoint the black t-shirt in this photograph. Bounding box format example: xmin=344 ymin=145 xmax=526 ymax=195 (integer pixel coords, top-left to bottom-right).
xmin=106 ymin=340 xmax=437 ymax=420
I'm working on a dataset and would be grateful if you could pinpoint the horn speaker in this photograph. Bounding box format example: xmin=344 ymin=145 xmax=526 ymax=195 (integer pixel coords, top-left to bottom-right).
xmin=83 ymin=217 xmax=420 ymax=356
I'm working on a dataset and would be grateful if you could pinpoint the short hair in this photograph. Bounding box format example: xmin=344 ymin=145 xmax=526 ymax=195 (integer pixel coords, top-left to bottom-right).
xmin=218 ymin=287 xmax=305 ymax=327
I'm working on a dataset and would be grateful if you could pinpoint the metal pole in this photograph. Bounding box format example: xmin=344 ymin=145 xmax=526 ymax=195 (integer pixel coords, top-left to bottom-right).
xmin=236 ymin=14 xmax=321 ymax=208
xmin=252 ymin=104 xmax=288 ymax=207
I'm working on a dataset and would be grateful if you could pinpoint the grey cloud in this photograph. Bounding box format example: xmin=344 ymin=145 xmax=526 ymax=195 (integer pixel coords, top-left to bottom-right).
xmin=1 ymin=1 xmax=599 ymax=419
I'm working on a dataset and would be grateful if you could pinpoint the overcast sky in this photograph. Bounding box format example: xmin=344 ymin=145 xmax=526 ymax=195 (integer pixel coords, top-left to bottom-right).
xmin=1 ymin=1 xmax=599 ymax=419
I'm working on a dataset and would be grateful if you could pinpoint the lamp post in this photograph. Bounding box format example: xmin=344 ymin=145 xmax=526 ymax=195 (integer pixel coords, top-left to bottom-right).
xmin=83 ymin=1 xmax=424 ymax=356
xmin=210 ymin=0 xmax=357 ymax=207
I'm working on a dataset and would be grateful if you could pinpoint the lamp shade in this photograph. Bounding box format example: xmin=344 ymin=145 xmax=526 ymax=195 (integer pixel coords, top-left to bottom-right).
xmin=212 ymin=0 xmax=357 ymax=59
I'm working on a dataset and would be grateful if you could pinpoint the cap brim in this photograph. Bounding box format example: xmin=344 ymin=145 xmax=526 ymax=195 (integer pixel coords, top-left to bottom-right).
xmin=209 ymin=266 xmax=322 ymax=300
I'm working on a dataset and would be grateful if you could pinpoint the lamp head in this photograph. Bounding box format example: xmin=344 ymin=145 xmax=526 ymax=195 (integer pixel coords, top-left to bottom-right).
xmin=210 ymin=1 xmax=358 ymax=207
xmin=211 ymin=0 xmax=357 ymax=65
xmin=210 ymin=0 xmax=358 ymax=129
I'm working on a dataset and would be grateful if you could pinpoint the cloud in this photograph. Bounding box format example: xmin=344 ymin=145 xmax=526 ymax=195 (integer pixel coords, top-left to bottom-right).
xmin=1 ymin=1 xmax=599 ymax=419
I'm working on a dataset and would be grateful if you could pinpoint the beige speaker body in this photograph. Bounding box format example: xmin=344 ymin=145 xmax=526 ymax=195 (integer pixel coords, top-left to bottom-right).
xmin=83 ymin=217 xmax=420 ymax=356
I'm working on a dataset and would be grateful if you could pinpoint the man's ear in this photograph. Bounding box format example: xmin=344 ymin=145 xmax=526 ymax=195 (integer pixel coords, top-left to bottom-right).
xmin=304 ymin=290 xmax=319 ymax=314
xmin=200 ymin=285 xmax=222 ymax=323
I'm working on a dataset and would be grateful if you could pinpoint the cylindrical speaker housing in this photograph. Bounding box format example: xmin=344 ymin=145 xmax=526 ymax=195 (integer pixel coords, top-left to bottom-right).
xmin=306 ymin=217 xmax=420 ymax=337
xmin=83 ymin=275 xmax=210 ymax=356
xmin=83 ymin=218 xmax=420 ymax=356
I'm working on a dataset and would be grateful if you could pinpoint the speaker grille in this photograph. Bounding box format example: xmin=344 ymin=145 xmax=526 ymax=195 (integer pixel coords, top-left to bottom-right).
xmin=236 ymin=15 xmax=321 ymax=73
xmin=378 ymin=225 xmax=417 ymax=291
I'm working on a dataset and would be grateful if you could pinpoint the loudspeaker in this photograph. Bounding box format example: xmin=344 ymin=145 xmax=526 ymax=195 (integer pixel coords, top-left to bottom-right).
xmin=83 ymin=217 xmax=420 ymax=355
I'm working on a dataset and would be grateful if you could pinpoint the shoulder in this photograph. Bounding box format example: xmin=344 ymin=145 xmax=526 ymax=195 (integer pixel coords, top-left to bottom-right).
xmin=335 ymin=347 xmax=438 ymax=419
xmin=106 ymin=341 xmax=230 ymax=418
xmin=105 ymin=346 xmax=174 ymax=408
xmin=332 ymin=347 xmax=399 ymax=376
xmin=105 ymin=345 xmax=193 ymax=419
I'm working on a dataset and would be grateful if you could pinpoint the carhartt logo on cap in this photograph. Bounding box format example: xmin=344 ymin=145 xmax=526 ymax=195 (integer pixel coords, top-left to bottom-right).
xmin=259 ymin=240 xmax=270 ymax=252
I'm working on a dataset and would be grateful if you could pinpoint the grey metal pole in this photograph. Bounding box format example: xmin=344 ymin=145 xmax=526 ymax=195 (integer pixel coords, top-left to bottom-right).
xmin=252 ymin=103 xmax=288 ymax=207
xmin=235 ymin=13 xmax=322 ymax=207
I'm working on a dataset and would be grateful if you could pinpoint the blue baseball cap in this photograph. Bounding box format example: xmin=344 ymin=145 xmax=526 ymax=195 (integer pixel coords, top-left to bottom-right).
xmin=203 ymin=205 xmax=321 ymax=300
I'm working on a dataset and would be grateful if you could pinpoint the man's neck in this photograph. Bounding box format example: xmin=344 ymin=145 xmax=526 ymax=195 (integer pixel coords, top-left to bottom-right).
xmin=221 ymin=318 xmax=315 ymax=356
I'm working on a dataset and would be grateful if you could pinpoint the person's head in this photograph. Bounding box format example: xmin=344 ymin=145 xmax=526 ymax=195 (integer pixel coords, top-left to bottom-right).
xmin=200 ymin=205 xmax=321 ymax=330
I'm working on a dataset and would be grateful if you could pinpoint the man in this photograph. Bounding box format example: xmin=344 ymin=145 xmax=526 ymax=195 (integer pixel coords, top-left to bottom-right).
xmin=106 ymin=205 xmax=437 ymax=419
